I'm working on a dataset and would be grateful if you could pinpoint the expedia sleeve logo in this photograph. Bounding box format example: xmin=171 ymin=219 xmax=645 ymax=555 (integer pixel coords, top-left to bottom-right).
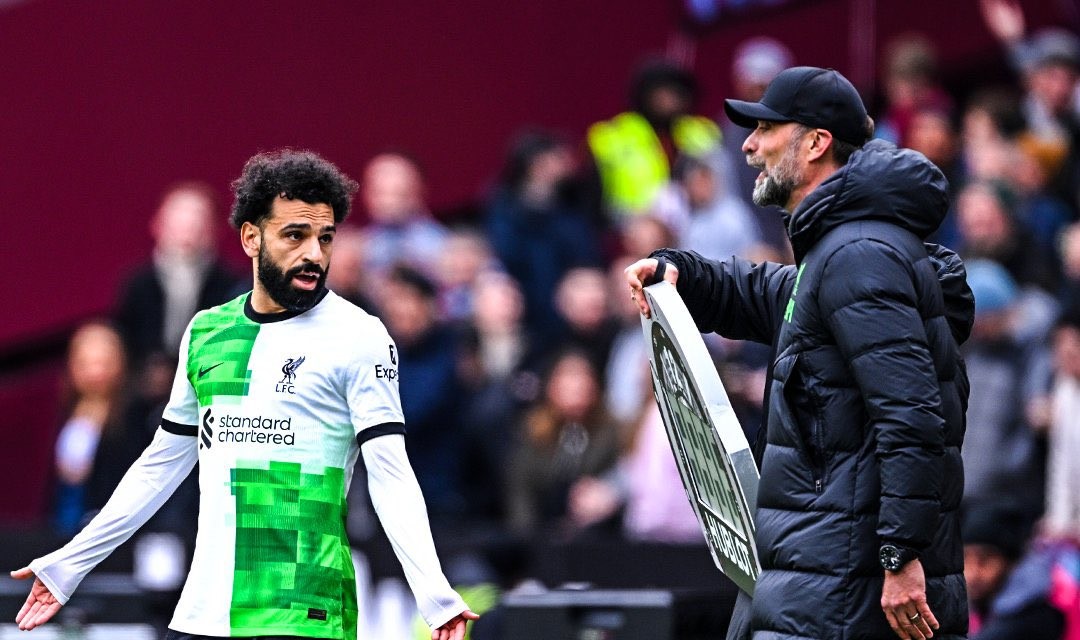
xmin=376 ymin=344 xmax=398 ymax=380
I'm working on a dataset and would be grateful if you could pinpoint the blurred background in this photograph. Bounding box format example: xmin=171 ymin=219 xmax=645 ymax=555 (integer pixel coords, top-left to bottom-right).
xmin=2 ymin=0 xmax=1079 ymax=638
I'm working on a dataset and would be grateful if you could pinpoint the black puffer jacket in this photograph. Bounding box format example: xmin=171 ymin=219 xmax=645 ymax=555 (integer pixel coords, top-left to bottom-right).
xmin=653 ymin=140 xmax=974 ymax=639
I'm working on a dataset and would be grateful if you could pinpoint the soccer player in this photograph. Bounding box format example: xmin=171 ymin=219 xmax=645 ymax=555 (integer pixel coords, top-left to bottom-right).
xmin=12 ymin=149 xmax=478 ymax=640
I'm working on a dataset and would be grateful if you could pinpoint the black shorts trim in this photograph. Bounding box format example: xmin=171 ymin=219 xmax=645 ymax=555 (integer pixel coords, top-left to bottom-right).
xmin=356 ymin=422 xmax=406 ymax=446
xmin=160 ymin=419 xmax=197 ymax=437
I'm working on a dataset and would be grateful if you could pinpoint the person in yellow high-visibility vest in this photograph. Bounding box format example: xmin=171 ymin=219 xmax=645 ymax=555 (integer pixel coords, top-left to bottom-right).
xmin=588 ymin=58 xmax=721 ymax=219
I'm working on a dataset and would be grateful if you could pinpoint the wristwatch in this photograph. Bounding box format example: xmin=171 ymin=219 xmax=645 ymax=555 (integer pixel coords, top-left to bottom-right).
xmin=879 ymin=543 xmax=918 ymax=572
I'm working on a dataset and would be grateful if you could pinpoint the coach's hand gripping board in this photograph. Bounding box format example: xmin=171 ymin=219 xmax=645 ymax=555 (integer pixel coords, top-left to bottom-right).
xmin=640 ymin=281 xmax=761 ymax=595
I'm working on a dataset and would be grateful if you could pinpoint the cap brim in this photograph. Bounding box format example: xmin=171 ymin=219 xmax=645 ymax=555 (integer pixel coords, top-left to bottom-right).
xmin=724 ymin=98 xmax=789 ymax=128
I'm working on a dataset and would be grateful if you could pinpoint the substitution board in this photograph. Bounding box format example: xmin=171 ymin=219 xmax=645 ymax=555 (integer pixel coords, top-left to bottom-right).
xmin=640 ymin=281 xmax=761 ymax=595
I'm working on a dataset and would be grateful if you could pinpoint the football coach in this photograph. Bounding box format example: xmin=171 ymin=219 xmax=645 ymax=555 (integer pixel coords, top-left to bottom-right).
xmin=627 ymin=67 xmax=973 ymax=640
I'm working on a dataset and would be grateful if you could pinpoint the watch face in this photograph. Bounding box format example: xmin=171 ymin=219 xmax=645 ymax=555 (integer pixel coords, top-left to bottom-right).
xmin=879 ymin=545 xmax=902 ymax=571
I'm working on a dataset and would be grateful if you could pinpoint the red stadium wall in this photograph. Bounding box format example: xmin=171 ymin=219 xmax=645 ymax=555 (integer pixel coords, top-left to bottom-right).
xmin=0 ymin=0 xmax=1072 ymax=521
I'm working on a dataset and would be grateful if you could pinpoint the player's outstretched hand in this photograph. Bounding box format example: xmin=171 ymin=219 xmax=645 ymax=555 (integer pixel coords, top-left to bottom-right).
xmin=11 ymin=567 xmax=63 ymax=630
xmin=432 ymin=609 xmax=480 ymax=640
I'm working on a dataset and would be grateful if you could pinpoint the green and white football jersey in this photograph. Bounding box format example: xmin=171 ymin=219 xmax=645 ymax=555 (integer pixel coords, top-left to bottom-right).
xmin=161 ymin=290 xmax=403 ymax=639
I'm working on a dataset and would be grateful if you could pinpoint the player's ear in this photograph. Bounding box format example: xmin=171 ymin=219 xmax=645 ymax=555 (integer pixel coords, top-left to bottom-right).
xmin=241 ymin=221 xmax=261 ymax=258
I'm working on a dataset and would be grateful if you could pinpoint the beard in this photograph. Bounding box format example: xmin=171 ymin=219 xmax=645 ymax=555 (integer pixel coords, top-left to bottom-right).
xmin=257 ymin=250 xmax=328 ymax=312
xmin=749 ymin=139 xmax=804 ymax=209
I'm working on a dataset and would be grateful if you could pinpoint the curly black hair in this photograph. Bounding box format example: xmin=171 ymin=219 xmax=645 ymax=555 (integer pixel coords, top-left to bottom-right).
xmin=229 ymin=149 xmax=358 ymax=229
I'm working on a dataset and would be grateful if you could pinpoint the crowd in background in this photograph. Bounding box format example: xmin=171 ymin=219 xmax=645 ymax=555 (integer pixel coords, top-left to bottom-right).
xmin=40 ymin=2 xmax=1080 ymax=637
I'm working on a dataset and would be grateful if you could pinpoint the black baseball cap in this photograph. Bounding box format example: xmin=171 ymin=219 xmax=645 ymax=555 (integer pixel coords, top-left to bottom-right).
xmin=724 ymin=66 xmax=870 ymax=145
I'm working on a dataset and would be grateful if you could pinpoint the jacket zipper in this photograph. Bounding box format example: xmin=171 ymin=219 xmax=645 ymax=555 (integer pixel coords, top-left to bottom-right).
xmin=810 ymin=395 xmax=827 ymax=493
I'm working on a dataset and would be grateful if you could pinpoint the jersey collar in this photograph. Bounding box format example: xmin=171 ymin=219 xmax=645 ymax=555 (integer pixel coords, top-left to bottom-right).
xmin=243 ymin=288 xmax=330 ymax=324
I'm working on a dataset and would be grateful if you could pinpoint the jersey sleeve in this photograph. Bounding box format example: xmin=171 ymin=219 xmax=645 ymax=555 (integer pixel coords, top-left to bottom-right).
xmin=28 ymin=428 xmax=199 ymax=604
xmin=361 ymin=434 xmax=467 ymax=628
xmin=160 ymin=317 xmax=199 ymax=430
xmin=345 ymin=319 xmax=405 ymax=444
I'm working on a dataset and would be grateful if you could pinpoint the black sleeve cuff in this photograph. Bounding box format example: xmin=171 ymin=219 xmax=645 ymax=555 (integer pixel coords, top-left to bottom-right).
xmin=356 ymin=422 xmax=406 ymax=446
xmin=161 ymin=419 xmax=197 ymax=437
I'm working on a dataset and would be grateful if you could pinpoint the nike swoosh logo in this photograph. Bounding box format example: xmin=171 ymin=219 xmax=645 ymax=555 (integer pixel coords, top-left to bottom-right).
xmin=198 ymin=362 xmax=225 ymax=378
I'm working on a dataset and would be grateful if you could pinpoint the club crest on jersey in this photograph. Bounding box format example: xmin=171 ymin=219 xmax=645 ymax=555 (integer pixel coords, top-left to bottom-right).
xmin=277 ymin=356 xmax=306 ymax=394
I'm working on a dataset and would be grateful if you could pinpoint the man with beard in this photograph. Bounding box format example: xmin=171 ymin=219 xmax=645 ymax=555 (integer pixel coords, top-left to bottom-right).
xmin=626 ymin=67 xmax=972 ymax=639
xmin=12 ymin=150 xmax=477 ymax=640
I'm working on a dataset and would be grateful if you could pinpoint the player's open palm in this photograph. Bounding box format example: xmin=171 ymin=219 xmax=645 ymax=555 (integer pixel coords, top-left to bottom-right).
xmin=11 ymin=567 xmax=63 ymax=630
xmin=432 ymin=609 xmax=480 ymax=640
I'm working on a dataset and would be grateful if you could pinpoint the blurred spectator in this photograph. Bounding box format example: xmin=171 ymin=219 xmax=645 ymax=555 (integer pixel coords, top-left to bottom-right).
xmin=720 ymin=37 xmax=795 ymax=253
xmin=485 ymin=129 xmax=601 ymax=341
xmin=325 ymin=224 xmax=378 ymax=314
xmin=956 ymin=180 xmax=1059 ymax=294
xmin=614 ymin=402 xmax=702 ymax=543
xmin=465 ymin=272 xmax=537 ymax=387
xmin=982 ymin=0 xmax=1080 ymax=213
xmin=588 ymin=57 xmax=720 ymax=220
xmin=961 ymin=503 xmax=1066 ymax=639
xmin=960 ymin=260 xmax=1047 ymax=526
xmin=907 ymin=108 xmax=962 ymax=183
xmin=379 ymin=265 xmax=466 ymax=518
xmin=875 ymin=34 xmax=953 ymax=148
xmin=651 ymin=152 xmax=761 ymax=260
xmin=52 ymin=322 xmax=127 ymax=534
xmin=458 ymin=271 xmax=541 ymax=520
xmin=552 ymin=267 xmax=619 ymax=376
xmin=1060 ymin=223 xmax=1080 ymax=310
xmin=618 ymin=214 xmax=677 ymax=261
xmin=965 ymin=301 xmax=1080 ymax=639
xmin=114 ymin=182 xmax=241 ymax=373
xmin=504 ymin=349 xmax=621 ymax=535
xmin=961 ymin=88 xmax=1027 ymax=184
xmin=907 ymin=106 xmax=966 ymax=247
xmin=1044 ymin=308 xmax=1080 ymax=541
xmin=604 ymin=256 xmax=652 ymax=427
xmin=1009 ymin=139 xmax=1075 ymax=258
xmin=1032 ymin=304 xmax=1080 ymax=639
xmin=581 ymin=328 xmax=703 ymax=544
xmin=360 ymin=153 xmax=449 ymax=295
xmin=1014 ymin=30 xmax=1080 ymax=214
xmin=436 ymin=228 xmax=499 ymax=323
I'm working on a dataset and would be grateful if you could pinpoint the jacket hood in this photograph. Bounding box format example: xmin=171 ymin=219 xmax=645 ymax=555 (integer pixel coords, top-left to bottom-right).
xmin=926 ymin=242 xmax=974 ymax=345
xmin=787 ymin=139 xmax=950 ymax=262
